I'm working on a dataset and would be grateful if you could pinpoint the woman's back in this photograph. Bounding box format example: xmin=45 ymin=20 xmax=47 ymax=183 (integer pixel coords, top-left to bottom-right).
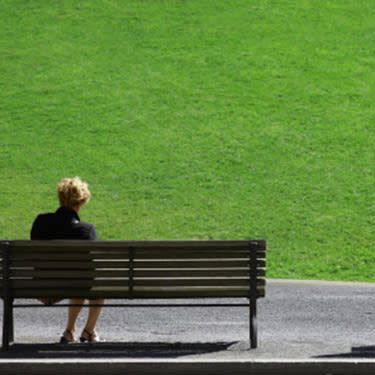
xmin=31 ymin=206 xmax=97 ymax=240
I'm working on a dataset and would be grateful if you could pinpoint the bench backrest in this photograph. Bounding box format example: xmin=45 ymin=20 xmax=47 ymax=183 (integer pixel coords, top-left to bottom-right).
xmin=0 ymin=240 xmax=266 ymax=300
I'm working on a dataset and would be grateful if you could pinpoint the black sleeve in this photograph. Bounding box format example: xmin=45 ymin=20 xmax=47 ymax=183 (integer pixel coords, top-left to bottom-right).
xmin=88 ymin=225 xmax=98 ymax=240
xmin=30 ymin=215 xmax=43 ymax=239
xmin=73 ymin=222 xmax=98 ymax=240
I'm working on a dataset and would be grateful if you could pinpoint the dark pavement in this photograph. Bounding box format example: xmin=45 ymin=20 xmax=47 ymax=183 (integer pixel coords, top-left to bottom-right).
xmin=2 ymin=279 xmax=375 ymax=374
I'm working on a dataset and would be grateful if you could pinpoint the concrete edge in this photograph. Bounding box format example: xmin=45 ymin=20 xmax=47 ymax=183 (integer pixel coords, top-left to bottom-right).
xmin=268 ymin=278 xmax=375 ymax=288
xmin=2 ymin=358 xmax=375 ymax=363
xmin=2 ymin=359 xmax=375 ymax=375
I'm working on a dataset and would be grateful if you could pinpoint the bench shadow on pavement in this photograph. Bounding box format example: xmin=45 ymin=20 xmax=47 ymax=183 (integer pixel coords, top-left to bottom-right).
xmin=315 ymin=346 xmax=375 ymax=358
xmin=0 ymin=341 xmax=237 ymax=359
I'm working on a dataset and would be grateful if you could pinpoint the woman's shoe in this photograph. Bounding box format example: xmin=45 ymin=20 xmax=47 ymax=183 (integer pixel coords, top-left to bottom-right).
xmin=60 ymin=329 xmax=77 ymax=344
xmin=80 ymin=329 xmax=104 ymax=343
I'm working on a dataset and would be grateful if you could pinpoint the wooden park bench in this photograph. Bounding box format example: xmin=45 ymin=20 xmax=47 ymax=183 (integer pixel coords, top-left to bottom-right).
xmin=1 ymin=240 xmax=266 ymax=351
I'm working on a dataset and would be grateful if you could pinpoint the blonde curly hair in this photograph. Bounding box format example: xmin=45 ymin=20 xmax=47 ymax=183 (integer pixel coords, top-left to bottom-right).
xmin=57 ymin=176 xmax=91 ymax=210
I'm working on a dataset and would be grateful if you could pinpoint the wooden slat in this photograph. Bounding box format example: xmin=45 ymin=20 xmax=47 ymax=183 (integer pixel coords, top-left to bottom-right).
xmin=145 ymin=277 xmax=262 ymax=288
xmin=133 ymin=278 xmax=250 ymax=287
xmin=256 ymin=250 xmax=266 ymax=259
xmin=7 ymin=268 xmax=264 ymax=277
xmin=10 ymin=288 xmax=264 ymax=299
xmin=6 ymin=259 xmax=265 ymax=270
xmin=252 ymin=240 xmax=266 ymax=250
xmin=6 ymin=241 xmax=265 ymax=259
xmin=10 ymin=288 xmax=130 ymax=299
xmin=132 ymin=287 xmax=261 ymax=298
xmin=8 ymin=251 xmax=253 ymax=261
xmin=9 ymin=279 xmax=129 ymax=288
xmin=5 ymin=285 xmax=266 ymax=299
xmin=8 ymin=269 xmax=130 ymax=278
xmin=9 ymin=247 xmax=252 ymax=255
xmin=9 ymin=252 xmax=128 ymax=261
xmin=136 ymin=269 xmax=252 ymax=278
xmin=7 ymin=241 xmax=265 ymax=256
xmin=7 ymin=248 xmax=122 ymax=257
xmin=2 ymin=269 xmax=266 ymax=281
xmin=8 ymin=260 xmax=130 ymax=269
xmin=8 ymin=240 xmax=256 ymax=250
xmin=7 ymin=268 xmax=264 ymax=278
xmin=134 ymin=251 xmax=250 ymax=259
xmin=134 ymin=268 xmax=265 ymax=278
xmin=8 ymin=277 xmax=265 ymax=289
xmin=25 ymin=250 xmax=254 ymax=259
xmin=134 ymin=260 xmax=250 ymax=268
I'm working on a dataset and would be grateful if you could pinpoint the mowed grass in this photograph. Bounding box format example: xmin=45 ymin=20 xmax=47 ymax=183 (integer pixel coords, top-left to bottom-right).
xmin=1 ymin=0 xmax=375 ymax=281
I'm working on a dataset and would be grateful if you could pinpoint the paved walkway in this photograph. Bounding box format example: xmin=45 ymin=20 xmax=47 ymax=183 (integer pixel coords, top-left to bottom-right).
xmin=2 ymin=279 xmax=375 ymax=374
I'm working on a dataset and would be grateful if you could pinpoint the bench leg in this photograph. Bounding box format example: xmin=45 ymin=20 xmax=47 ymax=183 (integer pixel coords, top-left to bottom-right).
xmin=9 ymin=298 xmax=14 ymax=343
xmin=2 ymin=297 xmax=13 ymax=351
xmin=249 ymin=298 xmax=257 ymax=349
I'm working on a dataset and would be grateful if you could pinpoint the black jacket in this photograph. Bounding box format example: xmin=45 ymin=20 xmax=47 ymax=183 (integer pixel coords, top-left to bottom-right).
xmin=30 ymin=207 xmax=98 ymax=240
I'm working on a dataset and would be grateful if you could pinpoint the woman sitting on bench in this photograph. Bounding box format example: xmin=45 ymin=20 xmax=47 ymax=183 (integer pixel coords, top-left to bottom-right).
xmin=30 ymin=176 xmax=104 ymax=344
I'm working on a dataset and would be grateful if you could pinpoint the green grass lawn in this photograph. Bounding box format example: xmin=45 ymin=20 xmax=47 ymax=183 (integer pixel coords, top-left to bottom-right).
xmin=1 ymin=0 xmax=375 ymax=281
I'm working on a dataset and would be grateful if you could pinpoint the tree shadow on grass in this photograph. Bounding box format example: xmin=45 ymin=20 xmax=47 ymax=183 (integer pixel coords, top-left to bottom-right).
xmin=315 ymin=346 xmax=375 ymax=358
xmin=0 ymin=341 xmax=238 ymax=359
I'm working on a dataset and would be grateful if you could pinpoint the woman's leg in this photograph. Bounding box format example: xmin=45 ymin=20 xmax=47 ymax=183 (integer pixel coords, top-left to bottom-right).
xmin=83 ymin=299 xmax=105 ymax=333
xmin=66 ymin=298 xmax=85 ymax=333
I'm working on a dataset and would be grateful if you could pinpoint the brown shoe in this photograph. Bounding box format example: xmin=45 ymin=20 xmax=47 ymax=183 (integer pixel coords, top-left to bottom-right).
xmin=60 ymin=329 xmax=77 ymax=344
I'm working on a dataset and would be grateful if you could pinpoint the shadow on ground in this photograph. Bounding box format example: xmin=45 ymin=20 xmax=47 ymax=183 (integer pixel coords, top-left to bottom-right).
xmin=315 ymin=346 xmax=375 ymax=358
xmin=0 ymin=342 xmax=238 ymax=358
